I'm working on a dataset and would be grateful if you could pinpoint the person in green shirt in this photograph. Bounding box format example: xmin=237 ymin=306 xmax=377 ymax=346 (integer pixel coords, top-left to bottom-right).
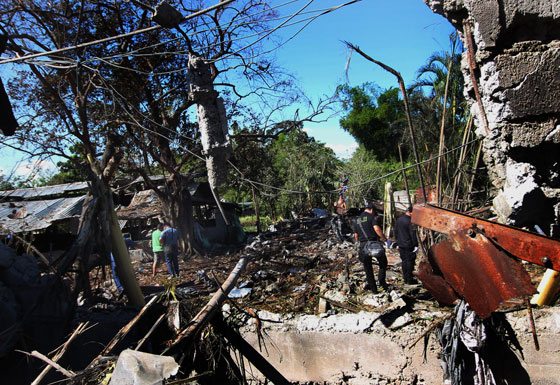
xmin=151 ymin=223 xmax=164 ymax=276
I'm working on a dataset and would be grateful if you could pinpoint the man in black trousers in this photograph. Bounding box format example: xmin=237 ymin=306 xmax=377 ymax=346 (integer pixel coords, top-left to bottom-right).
xmin=394 ymin=205 xmax=418 ymax=284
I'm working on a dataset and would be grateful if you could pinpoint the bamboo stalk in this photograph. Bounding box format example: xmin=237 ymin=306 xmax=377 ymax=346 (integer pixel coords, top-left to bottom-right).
xmin=398 ymin=144 xmax=412 ymax=208
xmin=345 ymin=42 xmax=427 ymax=203
xmin=135 ymin=313 xmax=165 ymax=351
xmin=251 ymin=186 xmax=261 ymax=233
xmin=88 ymin=295 xmax=158 ymax=368
xmin=436 ymin=59 xmax=453 ymax=206
xmin=465 ymin=140 xmax=483 ymax=210
xmin=450 ymin=116 xmax=473 ymax=208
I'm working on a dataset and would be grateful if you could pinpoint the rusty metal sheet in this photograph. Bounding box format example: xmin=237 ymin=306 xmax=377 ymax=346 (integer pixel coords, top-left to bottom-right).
xmin=429 ymin=229 xmax=536 ymax=318
xmin=412 ymin=204 xmax=560 ymax=272
xmin=416 ymin=259 xmax=458 ymax=306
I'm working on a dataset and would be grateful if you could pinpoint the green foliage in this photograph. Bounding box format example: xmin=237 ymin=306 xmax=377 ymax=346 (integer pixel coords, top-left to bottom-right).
xmin=223 ymin=127 xmax=341 ymax=219
xmin=270 ymin=129 xmax=341 ymax=216
xmin=239 ymin=215 xmax=273 ymax=232
xmin=338 ymin=84 xmax=405 ymax=161
xmin=340 ymin=146 xmax=406 ymax=207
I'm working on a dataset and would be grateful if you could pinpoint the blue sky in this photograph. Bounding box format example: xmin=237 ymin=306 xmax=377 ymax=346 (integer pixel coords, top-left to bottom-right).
xmin=0 ymin=0 xmax=455 ymax=178
xmin=273 ymin=0 xmax=455 ymax=158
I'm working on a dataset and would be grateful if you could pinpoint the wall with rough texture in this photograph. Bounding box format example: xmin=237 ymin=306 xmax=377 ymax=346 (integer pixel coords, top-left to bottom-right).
xmin=424 ymin=0 xmax=560 ymax=230
xmin=238 ymin=308 xmax=560 ymax=384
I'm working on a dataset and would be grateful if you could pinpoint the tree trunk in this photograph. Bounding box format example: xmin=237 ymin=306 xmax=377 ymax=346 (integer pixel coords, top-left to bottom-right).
xmin=158 ymin=175 xmax=202 ymax=256
xmin=188 ymin=54 xmax=231 ymax=190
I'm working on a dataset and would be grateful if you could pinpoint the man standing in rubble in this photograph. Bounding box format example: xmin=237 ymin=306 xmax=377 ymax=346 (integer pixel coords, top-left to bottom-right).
xmin=151 ymin=223 xmax=164 ymax=276
xmin=353 ymin=202 xmax=388 ymax=293
xmin=394 ymin=205 xmax=418 ymax=284
xmin=332 ymin=195 xmax=348 ymax=242
xmin=160 ymin=223 xmax=180 ymax=277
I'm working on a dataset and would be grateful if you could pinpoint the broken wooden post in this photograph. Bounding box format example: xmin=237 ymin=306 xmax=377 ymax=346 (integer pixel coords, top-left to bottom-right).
xmin=383 ymin=182 xmax=394 ymax=238
xmin=252 ymin=186 xmax=261 ymax=233
xmin=211 ymin=316 xmax=292 ymax=385
xmin=164 ymin=255 xmax=251 ymax=352
xmin=109 ymin=209 xmax=145 ymax=308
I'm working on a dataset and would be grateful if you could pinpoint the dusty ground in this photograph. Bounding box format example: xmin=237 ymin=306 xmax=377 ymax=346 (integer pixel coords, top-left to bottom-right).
xmin=93 ymin=221 xmax=432 ymax=317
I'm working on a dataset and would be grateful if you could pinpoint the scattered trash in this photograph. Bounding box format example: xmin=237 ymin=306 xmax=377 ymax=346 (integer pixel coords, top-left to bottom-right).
xmin=228 ymin=287 xmax=252 ymax=298
xmin=108 ymin=349 xmax=179 ymax=385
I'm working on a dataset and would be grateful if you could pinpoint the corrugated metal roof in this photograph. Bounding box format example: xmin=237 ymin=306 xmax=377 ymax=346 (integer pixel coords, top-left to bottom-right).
xmin=117 ymin=190 xmax=162 ymax=220
xmin=0 ymin=195 xmax=85 ymax=233
xmin=0 ymin=182 xmax=89 ymax=200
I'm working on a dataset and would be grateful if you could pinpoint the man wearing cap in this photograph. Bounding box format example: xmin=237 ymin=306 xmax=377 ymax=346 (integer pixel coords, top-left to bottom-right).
xmin=353 ymin=202 xmax=389 ymax=293
xmin=394 ymin=205 xmax=418 ymax=284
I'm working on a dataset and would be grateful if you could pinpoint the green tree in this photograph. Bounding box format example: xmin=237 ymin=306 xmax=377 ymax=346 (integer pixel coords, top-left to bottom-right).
xmin=340 ymin=145 xmax=402 ymax=207
xmin=338 ymin=84 xmax=405 ymax=161
xmin=269 ymin=129 xmax=340 ymax=216
xmin=412 ymin=32 xmax=465 ymax=143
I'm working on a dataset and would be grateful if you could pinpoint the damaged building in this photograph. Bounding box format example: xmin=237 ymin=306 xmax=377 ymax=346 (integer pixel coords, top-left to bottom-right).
xmin=2 ymin=0 xmax=560 ymax=385
xmin=424 ymin=0 xmax=560 ymax=233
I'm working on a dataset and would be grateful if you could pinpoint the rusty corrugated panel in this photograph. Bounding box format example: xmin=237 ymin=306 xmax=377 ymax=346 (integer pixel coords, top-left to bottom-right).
xmin=429 ymin=229 xmax=536 ymax=319
xmin=412 ymin=204 xmax=560 ymax=272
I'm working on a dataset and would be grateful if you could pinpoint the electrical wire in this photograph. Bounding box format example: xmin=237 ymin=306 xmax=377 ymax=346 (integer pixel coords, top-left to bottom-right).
xmin=0 ymin=0 xmax=235 ymax=65
xmin=86 ymin=2 xmax=350 ymax=77
xmin=90 ymin=0 xmax=303 ymax=63
xmin=102 ymin=79 xmax=480 ymax=198
xmin=208 ymin=0 xmax=362 ymax=64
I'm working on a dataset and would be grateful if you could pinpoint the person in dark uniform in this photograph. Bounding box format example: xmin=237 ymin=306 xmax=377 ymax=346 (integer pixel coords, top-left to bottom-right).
xmin=394 ymin=205 xmax=418 ymax=284
xmin=353 ymin=202 xmax=388 ymax=293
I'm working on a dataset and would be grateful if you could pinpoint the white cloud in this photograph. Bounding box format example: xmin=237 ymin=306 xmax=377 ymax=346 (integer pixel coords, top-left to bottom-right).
xmin=326 ymin=142 xmax=358 ymax=159
xmin=14 ymin=159 xmax=57 ymax=178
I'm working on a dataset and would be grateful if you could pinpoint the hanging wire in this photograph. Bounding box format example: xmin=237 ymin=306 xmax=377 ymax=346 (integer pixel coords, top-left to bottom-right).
xmin=0 ymin=0 xmax=235 ymax=65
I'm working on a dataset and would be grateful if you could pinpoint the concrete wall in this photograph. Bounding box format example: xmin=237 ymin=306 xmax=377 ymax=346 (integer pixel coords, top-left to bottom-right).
xmin=239 ymin=308 xmax=560 ymax=384
xmin=423 ymin=0 xmax=560 ymax=231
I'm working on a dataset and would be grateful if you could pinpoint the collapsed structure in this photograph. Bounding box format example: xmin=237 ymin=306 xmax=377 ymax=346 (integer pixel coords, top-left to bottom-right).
xmin=424 ymin=0 xmax=560 ymax=232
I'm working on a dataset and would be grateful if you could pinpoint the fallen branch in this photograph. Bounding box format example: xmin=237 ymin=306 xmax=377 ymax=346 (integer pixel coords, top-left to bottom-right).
xmin=12 ymin=233 xmax=51 ymax=267
xmin=212 ymin=316 xmax=291 ymax=385
xmin=88 ymin=295 xmax=158 ymax=368
xmin=344 ymin=41 xmax=428 ymax=203
xmin=164 ymin=255 xmax=251 ymax=353
xmin=408 ymin=313 xmax=454 ymax=350
xmin=18 ymin=350 xmax=75 ymax=378
xmin=31 ymin=322 xmax=89 ymax=385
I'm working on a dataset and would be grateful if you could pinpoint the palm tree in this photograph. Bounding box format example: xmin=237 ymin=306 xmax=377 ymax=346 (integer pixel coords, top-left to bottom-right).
xmin=412 ymin=32 xmax=465 ymax=132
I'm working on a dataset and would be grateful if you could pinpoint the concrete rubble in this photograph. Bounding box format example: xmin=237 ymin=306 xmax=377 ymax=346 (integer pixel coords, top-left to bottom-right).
xmin=1 ymin=212 xmax=560 ymax=384
xmin=108 ymin=349 xmax=179 ymax=385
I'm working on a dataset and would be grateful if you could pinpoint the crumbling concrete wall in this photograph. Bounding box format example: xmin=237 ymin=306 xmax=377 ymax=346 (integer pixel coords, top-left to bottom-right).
xmin=239 ymin=308 xmax=560 ymax=384
xmin=424 ymin=0 xmax=560 ymax=230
